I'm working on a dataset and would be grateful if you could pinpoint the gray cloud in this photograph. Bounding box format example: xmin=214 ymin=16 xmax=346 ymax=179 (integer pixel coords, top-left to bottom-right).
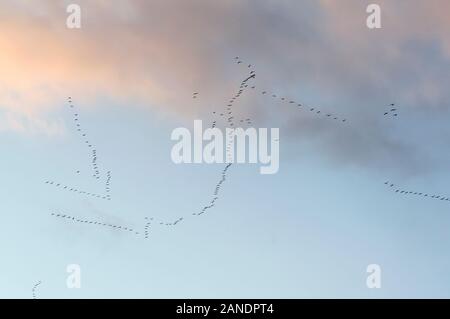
xmin=1 ymin=0 xmax=450 ymax=176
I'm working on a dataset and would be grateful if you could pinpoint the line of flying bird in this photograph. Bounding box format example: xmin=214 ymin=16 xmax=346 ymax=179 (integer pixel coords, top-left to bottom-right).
xmin=44 ymin=97 xmax=112 ymax=202
xmin=384 ymin=181 xmax=450 ymax=202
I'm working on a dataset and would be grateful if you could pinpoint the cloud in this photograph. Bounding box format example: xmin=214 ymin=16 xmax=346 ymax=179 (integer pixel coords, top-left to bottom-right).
xmin=1 ymin=0 xmax=450 ymax=175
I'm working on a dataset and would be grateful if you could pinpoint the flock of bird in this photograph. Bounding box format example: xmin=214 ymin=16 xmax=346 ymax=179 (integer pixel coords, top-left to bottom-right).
xmin=32 ymin=281 xmax=41 ymax=299
xmin=384 ymin=181 xmax=450 ymax=203
xmin=50 ymin=57 xmax=349 ymax=239
xmin=139 ymin=62 xmax=255 ymax=237
xmin=44 ymin=180 xmax=110 ymax=200
xmin=134 ymin=58 xmax=258 ymax=237
xmin=47 ymin=57 xmax=409 ymax=244
xmin=52 ymin=209 xmax=187 ymax=239
xmin=105 ymin=171 xmax=112 ymax=198
xmin=207 ymin=56 xmax=349 ymax=129
xmin=261 ymin=89 xmax=347 ymax=122
xmin=194 ymin=163 xmax=233 ymax=217
xmin=47 ymin=98 xmax=185 ymax=239
xmin=136 ymin=161 xmax=233 ymax=238
xmin=236 ymin=57 xmax=349 ymax=123
xmin=209 ymin=58 xmax=255 ymax=129
xmin=50 ymin=67 xmax=248 ymax=239
xmin=211 ymin=112 xmax=252 ymax=128
xmin=138 ymin=162 xmax=233 ymax=238
xmin=144 ymin=217 xmax=153 ymax=239
xmin=189 ymin=59 xmax=257 ymax=219
xmin=45 ymin=97 xmax=112 ymax=202
xmin=68 ymin=97 xmax=102 ymax=179
xmin=35 ymin=53 xmax=433 ymax=300
xmin=383 ymin=103 xmax=399 ymax=118
xmin=154 ymin=216 xmax=184 ymax=227
xmin=51 ymin=212 xmax=141 ymax=236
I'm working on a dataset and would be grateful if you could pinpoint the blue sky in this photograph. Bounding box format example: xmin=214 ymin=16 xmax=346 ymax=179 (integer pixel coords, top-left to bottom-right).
xmin=2 ymin=0 xmax=450 ymax=298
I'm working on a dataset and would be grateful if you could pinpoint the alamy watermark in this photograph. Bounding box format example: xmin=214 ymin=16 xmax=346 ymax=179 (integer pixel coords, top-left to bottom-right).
xmin=66 ymin=264 xmax=81 ymax=289
xmin=366 ymin=4 xmax=381 ymax=29
xmin=66 ymin=4 xmax=81 ymax=29
xmin=171 ymin=120 xmax=279 ymax=174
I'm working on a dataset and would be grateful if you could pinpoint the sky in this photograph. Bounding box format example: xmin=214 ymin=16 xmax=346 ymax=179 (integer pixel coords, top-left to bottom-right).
xmin=1 ymin=0 xmax=450 ymax=298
